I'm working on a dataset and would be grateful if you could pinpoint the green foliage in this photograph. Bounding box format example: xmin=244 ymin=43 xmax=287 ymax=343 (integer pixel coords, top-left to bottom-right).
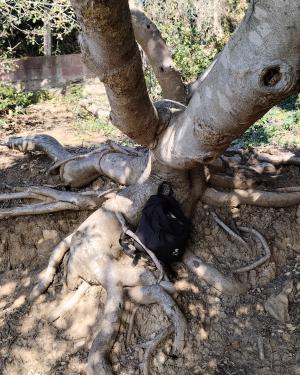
xmin=234 ymin=95 xmax=300 ymax=148
xmin=0 ymin=0 xmax=77 ymax=59
xmin=160 ymin=21 xmax=220 ymax=82
xmin=74 ymin=110 xmax=116 ymax=137
xmin=0 ymin=83 xmax=49 ymax=115
xmin=143 ymin=0 xmax=247 ymax=97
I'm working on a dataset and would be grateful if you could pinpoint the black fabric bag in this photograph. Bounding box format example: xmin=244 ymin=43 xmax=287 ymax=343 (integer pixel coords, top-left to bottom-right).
xmin=123 ymin=183 xmax=190 ymax=265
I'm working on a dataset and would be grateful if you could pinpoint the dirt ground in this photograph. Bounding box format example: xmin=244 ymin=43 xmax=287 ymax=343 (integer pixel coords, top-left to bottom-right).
xmin=0 ymin=94 xmax=299 ymax=375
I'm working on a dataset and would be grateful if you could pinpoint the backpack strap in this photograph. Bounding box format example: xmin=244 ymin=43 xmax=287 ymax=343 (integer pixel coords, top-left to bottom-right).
xmin=115 ymin=211 xmax=165 ymax=282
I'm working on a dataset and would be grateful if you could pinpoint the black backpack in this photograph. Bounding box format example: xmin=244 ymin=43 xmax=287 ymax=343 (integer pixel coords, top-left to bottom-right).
xmin=120 ymin=183 xmax=190 ymax=265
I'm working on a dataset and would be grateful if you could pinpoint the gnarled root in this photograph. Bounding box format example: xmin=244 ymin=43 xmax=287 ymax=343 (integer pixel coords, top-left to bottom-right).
xmin=88 ymin=283 xmax=123 ymax=375
xmin=203 ymin=187 xmax=300 ymax=208
xmin=255 ymin=150 xmax=300 ymax=166
xmin=183 ymin=251 xmax=247 ymax=295
xmin=4 ymin=134 xmax=147 ymax=188
xmin=30 ymin=234 xmax=73 ymax=300
xmin=5 ymin=134 xmax=70 ymax=161
xmin=0 ymin=186 xmax=115 ymax=219
xmin=127 ymin=284 xmax=186 ymax=355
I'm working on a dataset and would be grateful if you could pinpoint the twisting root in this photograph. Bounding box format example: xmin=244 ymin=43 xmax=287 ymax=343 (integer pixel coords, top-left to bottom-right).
xmin=126 ymin=305 xmax=139 ymax=346
xmin=30 ymin=234 xmax=73 ymax=301
xmin=210 ymin=211 xmax=250 ymax=250
xmin=0 ymin=186 xmax=115 ymax=219
xmin=141 ymin=325 xmax=174 ymax=375
xmin=49 ymin=281 xmax=90 ymax=322
xmin=183 ymin=251 xmax=247 ymax=295
xmin=127 ymin=284 xmax=186 ymax=355
xmin=210 ymin=211 xmax=271 ymax=273
xmin=115 ymin=211 xmax=165 ymax=283
xmin=234 ymin=226 xmax=271 ymax=273
xmin=88 ymin=283 xmax=123 ymax=375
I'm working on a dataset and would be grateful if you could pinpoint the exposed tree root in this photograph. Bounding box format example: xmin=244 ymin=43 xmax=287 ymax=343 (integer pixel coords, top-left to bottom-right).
xmin=29 ymin=203 xmax=186 ymax=375
xmin=0 ymin=186 xmax=115 ymax=219
xmin=140 ymin=325 xmax=174 ymax=375
xmin=4 ymin=132 xmax=300 ymax=375
xmin=49 ymin=281 xmax=90 ymax=322
xmin=210 ymin=211 xmax=250 ymax=250
xmin=255 ymin=151 xmax=300 ymax=166
xmin=5 ymin=134 xmax=70 ymax=161
xmin=88 ymin=282 xmax=123 ymax=375
xmin=30 ymin=234 xmax=73 ymax=300
xmin=126 ymin=305 xmax=139 ymax=347
xmin=210 ymin=211 xmax=271 ymax=273
xmin=208 ymin=173 xmax=256 ymax=190
xmin=183 ymin=251 xmax=247 ymax=295
xmin=127 ymin=284 xmax=186 ymax=355
xmin=234 ymin=227 xmax=271 ymax=273
xmin=202 ymin=187 xmax=300 ymax=207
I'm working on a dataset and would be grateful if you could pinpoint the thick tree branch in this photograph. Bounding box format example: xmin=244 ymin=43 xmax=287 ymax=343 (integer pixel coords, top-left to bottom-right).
xmin=130 ymin=3 xmax=187 ymax=104
xmin=154 ymin=0 xmax=300 ymax=168
xmin=70 ymin=0 xmax=159 ymax=146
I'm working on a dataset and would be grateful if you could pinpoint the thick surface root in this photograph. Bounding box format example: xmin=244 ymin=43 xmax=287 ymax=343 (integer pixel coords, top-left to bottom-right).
xmin=255 ymin=151 xmax=300 ymax=166
xmin=30 ymin=234 xmax=73 ymax=300
xmin=203 ymin=187 xmax=300 ymax=207
xmin=127 ymin=284 xmax=186 ymax=355
xmin=183 ymin=251 xmax=247 ymax=295
xmin=141 ymin=325 xmax=174 ymax=375
xmin=5 ymin=134 xmax=70 ymax=161
xmin=49 ymin=281 xmax=90 ymax=322
xmin=88 ymin=283 xmax=123 ymax=375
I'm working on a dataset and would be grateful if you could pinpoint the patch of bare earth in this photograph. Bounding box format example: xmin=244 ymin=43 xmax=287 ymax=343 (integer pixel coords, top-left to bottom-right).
xmin=0 ymin=99 xmax=299 ymax=375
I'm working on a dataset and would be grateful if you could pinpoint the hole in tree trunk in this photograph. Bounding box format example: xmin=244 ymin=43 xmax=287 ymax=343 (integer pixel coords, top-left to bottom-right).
xmin=262 ymin=66 xmax=282 ymax=87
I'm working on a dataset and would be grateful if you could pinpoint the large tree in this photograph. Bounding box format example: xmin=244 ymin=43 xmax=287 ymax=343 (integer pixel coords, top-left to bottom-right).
xmin=2 ymin=1 xmax=300 ymax=374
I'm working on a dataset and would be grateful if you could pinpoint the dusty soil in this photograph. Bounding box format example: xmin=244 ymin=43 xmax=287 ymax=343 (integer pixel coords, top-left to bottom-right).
xmin=0 ymin=95 xmax=299 ymax=375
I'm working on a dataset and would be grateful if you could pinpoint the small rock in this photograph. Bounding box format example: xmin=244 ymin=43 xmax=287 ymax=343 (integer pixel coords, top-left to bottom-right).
xmin=259 ymin=263 xmax=276 ymax=286
xmin=264 ymin=281 xmax=293 ymax=322
xmin=42 ymin=230 xmax=59 ymax=242
xmin=157 ymin=351 xmax=167 ymax=364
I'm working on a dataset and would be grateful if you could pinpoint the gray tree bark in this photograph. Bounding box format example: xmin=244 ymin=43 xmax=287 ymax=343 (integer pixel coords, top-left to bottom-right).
xmin=71 ymin=0 xmax=299 ymax=168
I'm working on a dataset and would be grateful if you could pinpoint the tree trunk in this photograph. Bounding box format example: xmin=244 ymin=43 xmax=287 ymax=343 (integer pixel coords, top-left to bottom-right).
xmin=43 ymin=21 xmax=52 ymax=56
xmin=153 ymin=0 xmax=300 ymax=168
xmin=71 ymin=0 xmax=160 ymax=146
